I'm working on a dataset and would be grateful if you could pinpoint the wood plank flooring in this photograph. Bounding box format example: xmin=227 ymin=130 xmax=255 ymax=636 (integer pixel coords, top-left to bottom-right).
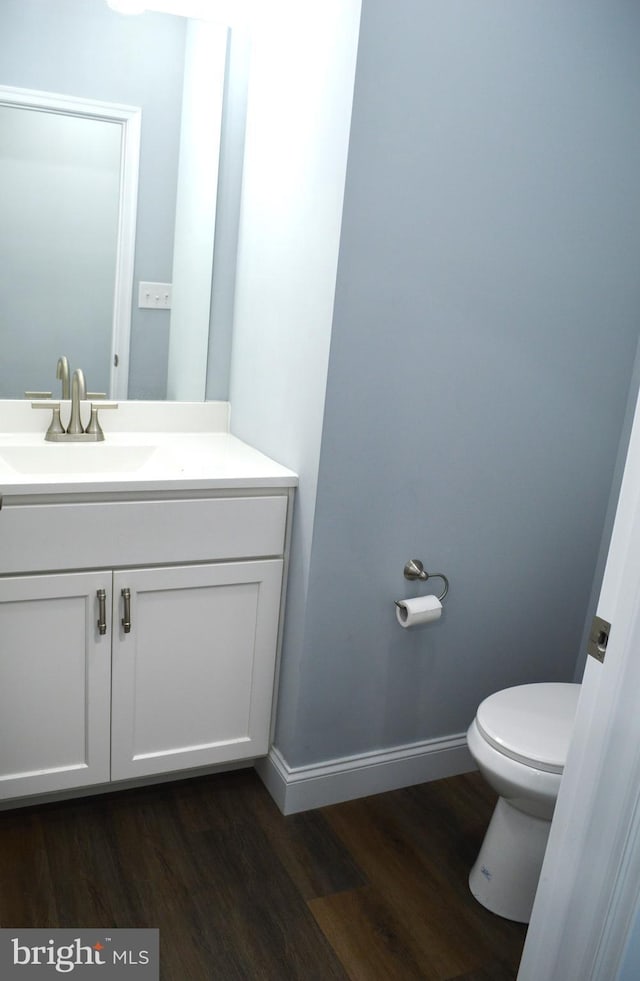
xmin=0 ymin=769 xmax=526 ymax=979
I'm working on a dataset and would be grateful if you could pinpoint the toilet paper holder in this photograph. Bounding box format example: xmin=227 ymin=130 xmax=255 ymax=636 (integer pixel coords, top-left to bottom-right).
xmin=395 ymin=559 xmax=449 ymax=604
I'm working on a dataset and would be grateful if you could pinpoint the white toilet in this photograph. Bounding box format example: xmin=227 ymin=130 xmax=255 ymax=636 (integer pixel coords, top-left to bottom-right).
xmin=466 ymin=682 xmax=580 ymax=923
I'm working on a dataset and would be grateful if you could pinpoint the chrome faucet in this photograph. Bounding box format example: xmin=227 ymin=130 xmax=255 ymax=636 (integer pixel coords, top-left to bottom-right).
xmin=24 ymin=354 xmax=70 ymax=401
xmin=67 ymin=368 xmax=86 ymax=435
xmin=31 ymin=364 xmax=118 ymax=441
xmin=56 ymin=356 xmax=70 ymax=400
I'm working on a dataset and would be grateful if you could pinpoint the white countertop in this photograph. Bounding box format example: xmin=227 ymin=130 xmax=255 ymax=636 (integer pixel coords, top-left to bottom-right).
xmin=0 ymin=401 xmax=298 ymax=497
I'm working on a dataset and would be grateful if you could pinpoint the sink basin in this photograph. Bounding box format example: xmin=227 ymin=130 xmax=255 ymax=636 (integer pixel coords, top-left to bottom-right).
xmin=0 ymin=443 xmax=158 ymax=475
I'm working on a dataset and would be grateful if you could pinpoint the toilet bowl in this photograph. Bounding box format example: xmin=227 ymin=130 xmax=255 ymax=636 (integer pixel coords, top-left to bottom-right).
xmin=466 ymin=682 xmax=580 ymax=923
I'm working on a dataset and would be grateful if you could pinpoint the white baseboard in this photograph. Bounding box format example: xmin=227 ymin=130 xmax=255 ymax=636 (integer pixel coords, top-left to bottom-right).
xmin=255 ymin=733 xmax=475 ymax=814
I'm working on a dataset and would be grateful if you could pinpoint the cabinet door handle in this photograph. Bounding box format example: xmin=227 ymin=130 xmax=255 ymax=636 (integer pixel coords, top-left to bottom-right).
xmin=97 ymin=589 xmax=107 ymax=635
xmin=121 ymin=588 xmax=132 ymax=634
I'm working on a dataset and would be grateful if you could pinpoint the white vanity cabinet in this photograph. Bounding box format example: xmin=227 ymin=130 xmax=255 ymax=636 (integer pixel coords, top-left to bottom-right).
xmin=0 ymin=487 xmax=293 ymax=805
xmin=110 ymin=559 xmax=283 ymax=781
xmin=0 ymin=570 xmax=112 ymax=800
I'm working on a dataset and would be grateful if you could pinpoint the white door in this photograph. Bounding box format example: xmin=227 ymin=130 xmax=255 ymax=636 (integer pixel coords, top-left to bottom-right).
xmin=0 ymin=571 xmax=112 ymax=800
xmin=518 ymin=388 xmax=640 ymax=979
xmin=110 ymin=560 xmax=284 ymax=781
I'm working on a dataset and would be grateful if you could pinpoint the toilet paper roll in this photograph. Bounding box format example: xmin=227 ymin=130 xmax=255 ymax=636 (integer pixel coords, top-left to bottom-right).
xmin=396 ymin=594 xmax=442 ymax=628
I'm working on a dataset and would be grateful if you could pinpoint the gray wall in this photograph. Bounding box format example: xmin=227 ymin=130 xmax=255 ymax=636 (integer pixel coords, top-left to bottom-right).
xmin=275 ymin=0 xmax=640 ymax=766
xmin=617 ymin=894 xmax=640 ymax=981
xmin=0 ymin=0 xmax=186 ymax=398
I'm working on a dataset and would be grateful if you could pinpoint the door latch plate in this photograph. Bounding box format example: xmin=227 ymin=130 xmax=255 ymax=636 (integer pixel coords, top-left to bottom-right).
xmin=587 ymin=615 xmax=611 ymax=663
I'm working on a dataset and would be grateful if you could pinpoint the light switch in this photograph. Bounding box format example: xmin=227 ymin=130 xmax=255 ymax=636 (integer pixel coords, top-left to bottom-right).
xmin=138 ymin=282 xmax=172 ymax=309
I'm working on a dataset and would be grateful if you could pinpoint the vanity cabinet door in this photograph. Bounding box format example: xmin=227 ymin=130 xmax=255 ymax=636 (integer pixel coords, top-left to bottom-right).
xmin=0 ymin=571 xmax=112 ymax=801
xmin=110 ymin=560 xmax=284 ymax=781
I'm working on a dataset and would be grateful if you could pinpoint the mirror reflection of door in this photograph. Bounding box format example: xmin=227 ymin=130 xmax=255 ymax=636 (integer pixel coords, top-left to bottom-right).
xmin=0 ymin=105 xmax=121 ymax=399
xmin=0 ymin=1 xmax=230 ymax=402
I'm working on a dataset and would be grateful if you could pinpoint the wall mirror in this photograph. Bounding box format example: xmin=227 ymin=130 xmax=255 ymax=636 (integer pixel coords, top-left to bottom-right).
xmin=0 ymin=0 xmax=243 ymax=401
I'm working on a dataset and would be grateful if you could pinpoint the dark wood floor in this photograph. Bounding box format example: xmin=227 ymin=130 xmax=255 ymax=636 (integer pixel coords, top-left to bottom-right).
xmin=0 ymin=769 xmax=526 ymax=980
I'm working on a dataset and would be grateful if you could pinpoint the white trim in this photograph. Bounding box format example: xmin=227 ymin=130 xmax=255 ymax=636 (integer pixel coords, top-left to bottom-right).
xmin=0 ymin=85 xmax=137 ymax=120
xmin=255 ymin=734 xmax=475 ymax=815
xmin=0 ymin=85 xmax=140 ymax=401
xmin=111 ymin=106 xmax=140 ymax=401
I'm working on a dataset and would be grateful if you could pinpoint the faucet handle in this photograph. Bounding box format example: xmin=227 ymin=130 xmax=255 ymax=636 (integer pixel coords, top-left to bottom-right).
xmin=31 ymin=399 xmax=61 ymax=410
xmin=87 ymin=392 xmax=107 ymax=400
xmin=25 ymin=391 xmax=52 ymax=399
xmin=90 ymin=401 xmax=118 ymax=411
xmin=31 ymin=400 xmax=65 ymax=440
xmin=85 ymin=401 xmax=118 ymax=441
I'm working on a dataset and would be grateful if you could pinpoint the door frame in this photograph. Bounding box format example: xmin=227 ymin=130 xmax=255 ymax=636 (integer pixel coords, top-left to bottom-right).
xmin=518 ymin=386 xmax=640 ymax=978
xmin=0 ymin=85 xmax=140 ymax=399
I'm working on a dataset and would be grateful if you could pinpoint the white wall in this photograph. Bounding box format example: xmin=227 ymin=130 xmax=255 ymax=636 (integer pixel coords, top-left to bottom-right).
xmin=228 ymin=0 xmax=362 ymax=749
xmin=167 ymin=19 xmax=227 ymax=400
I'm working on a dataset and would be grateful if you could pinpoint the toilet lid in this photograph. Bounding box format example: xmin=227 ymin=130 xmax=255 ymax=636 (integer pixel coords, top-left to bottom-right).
xmin=475 ymin=683 xmax=581 ymax=774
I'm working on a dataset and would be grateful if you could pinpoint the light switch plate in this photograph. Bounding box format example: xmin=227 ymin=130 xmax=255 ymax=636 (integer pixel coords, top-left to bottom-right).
xmin=138 ymin=282 xmax=172 ymax=309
